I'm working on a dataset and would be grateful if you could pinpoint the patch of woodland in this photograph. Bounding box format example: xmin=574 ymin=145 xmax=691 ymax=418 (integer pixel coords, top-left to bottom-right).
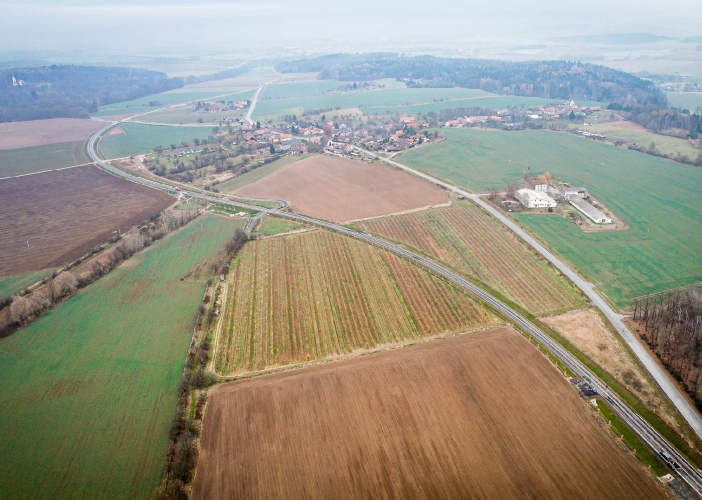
xmin=152 ymin=228 xmax=248 ymax=500
xmin=0 ymin=209 xmax=199 ymax=338
xmin=632 ymin=287 xmax=702 ymax=410
xmin=0 ymin=62 xmax=261 ymax=123
xmin=277 ymin=53 xmax=665 ymax=107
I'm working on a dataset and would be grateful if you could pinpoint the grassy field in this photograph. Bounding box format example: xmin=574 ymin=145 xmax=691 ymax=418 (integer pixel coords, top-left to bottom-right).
xmin=252 ymin=85 xmax=604 ymax=120
xmin=0 ymin=270 xmax=52 ymax=301
xmin=215 ymin=230 xmax=500 ymax=375
xmin=95 ymin=89 xmax=252 ymax=113
xmin=0 ymin=141 xmax=89 ymax=178
xmin=574 ymin=114 xmax=698 ymax=160
xmin=0 ymin=214 xmax=241 ymax=500
xmin=259 ymin=80 xmax=343 ymax=100
xmin=99 ymin=124 xmax=215 ymax=158
xmin=216 ymin=154 xmax=314 ymax=193
xmin=255 ymin=215 xmax=307 ymax=236
xmin=137 ymin=106 xmax=246 ymax=125
xmin=363 ymin=96 xmax=605 ymax=118
xmin=359 ymin=202 xmax=583 ymax=316
xmin=195 ymin=328 xmax=666 ymax=500
xmin=666 ymin=92 xmax=702 ymax=112
xmin=399 ymin=128 xmax=702 ymax=306
xmin=252 ymin=87 xmax=492 ymax=119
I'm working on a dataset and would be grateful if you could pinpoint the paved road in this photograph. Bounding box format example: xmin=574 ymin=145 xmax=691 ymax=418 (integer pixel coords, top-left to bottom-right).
xmin=244 ymin=83 xmax=268 ymax=125
xmin=86 ymin=127 xmax=702 ymax=492
xmin=353 ymin=145 xmax=702 ymax=440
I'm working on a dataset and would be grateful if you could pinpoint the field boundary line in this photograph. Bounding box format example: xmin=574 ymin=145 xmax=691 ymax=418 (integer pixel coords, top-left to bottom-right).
xmin=216 ymin=324 xmax=503 ymax=381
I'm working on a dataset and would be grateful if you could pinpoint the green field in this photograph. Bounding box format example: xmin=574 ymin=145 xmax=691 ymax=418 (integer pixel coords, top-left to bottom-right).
xmin=364 ymin=97 xmax=605 ymax=117
xmin=95 ymin=89 xmax=253 ymax=114
xmin=99 ymin=124 xmax=215 ymax=158
xmin=216 ymin=154 xmax=313 ymax=193
xmin=137 ymin=106 xmax=247 ymax=125
xmin=573 ymin=119 xmax=698 ymax=160
xmin=255 ymin=215 xmax=307 ymax=236
xmin=399 ymin=128 xmax=702 ymax=306
xmin=0 ymin=270 xmax=52 ymax=301
xmin=666 ymin=92 xmax=702 ymax=112
xmin=0 ymin=214 xmax=240 ymax=500
xmin=260 ymin=80 xmax=343 ymax=100
xmin=0 ymin=141 xmax=89 ymax=178
xmin=252 ymin=87 xmax=491 ymax=119
xmin=252 ymin=86 xmax=604 ymax=120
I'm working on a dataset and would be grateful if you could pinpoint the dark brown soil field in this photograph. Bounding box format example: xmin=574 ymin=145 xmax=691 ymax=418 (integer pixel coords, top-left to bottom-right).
xmin=192 ymin=328 xmax=666 ymax=500
xmin=236 ymin=155 xmax=448 ymax=223
xmin=0 ymin=118 xmax=104 ymax=150
xmin=0 ymin=165 xmax=173 ymax=277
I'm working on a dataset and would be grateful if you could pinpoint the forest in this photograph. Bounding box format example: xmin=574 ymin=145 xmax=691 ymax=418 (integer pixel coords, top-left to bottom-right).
xmin=633 ymin=288 xmax=702 ymax=409
xmin=0 ymin=62 xmax=259 ymax=123
xmin=276 ymin=53 xmax=666 ymax=107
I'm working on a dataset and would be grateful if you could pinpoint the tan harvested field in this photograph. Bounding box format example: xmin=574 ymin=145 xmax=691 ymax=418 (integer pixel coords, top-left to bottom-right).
xmin=193 ymin=328 xmax=666 ymax=500
xmin=543 ymin=309 xmax=683 ymax=434
xmin=215 ymin=230 xmax=499 ymax=375
xmin=0 ymin=165 xmax=173 ymax=277
xmin=236 ymin=155 xmax=448 ymax=223
xmin=359 ymin=201 xmax=583 ymax=315
xmin=0 ymin=118 xmax=103 ymax=150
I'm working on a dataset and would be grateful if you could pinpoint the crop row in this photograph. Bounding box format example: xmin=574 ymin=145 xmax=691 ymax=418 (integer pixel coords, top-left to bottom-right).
xmin=364 ymin=203 xmax=582 ymax=316
xmin=215 ymin=231 xmax=498 ymax=375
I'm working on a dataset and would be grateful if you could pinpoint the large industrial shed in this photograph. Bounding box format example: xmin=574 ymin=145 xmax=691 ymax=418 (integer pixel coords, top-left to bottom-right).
xmin=569 ymin=197 xmax=612 ymax=224
xmin=516 ymin=189 xmax=557 ymax=208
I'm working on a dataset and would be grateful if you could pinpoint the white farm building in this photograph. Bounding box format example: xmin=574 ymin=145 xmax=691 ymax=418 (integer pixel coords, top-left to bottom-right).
xmin=569 ymin=197 xmax=612 ymax=224
xmin=516 ymin=189 xmax=557 ymax=208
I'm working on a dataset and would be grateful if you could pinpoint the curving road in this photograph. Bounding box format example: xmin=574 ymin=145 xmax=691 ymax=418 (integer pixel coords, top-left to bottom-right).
xmin=86 ymin=125 xmax=702 ymax=493
xmin=352 ymin=145 xmax=702 ymax=441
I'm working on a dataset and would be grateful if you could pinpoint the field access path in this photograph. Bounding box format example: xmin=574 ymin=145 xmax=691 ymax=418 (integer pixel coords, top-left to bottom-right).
xmin=85 ymin=125 xmax=702 ymax=494
xmin=352 ymin=146 xmax=702 ymax=442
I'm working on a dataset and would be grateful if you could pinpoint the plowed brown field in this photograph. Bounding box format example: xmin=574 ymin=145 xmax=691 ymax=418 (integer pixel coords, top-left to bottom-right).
xmin=236 ymin=155 xmax=448 ymax=223
xmin=0 ymin=118 xmax=104 ymax=150
xmin=0 ymin=165 xmax=173 ymax=277
xmin=215 ymin=230 xmax=499 ymax=375
xmin=193 ymin=327 xmax=666 ymax=500
xmin=359 ymin=202 xmax=583 ymax=315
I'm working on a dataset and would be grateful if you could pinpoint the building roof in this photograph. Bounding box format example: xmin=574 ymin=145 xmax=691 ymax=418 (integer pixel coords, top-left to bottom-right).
xmin=517 ymin=189 xmax=556 ymax=204
xmin=569 ymin=197 xmax=611 ymax=223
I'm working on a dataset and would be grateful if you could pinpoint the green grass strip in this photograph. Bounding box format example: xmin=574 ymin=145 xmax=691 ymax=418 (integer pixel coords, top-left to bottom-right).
xmin=597 ymin=400 xmax=670 ymax=476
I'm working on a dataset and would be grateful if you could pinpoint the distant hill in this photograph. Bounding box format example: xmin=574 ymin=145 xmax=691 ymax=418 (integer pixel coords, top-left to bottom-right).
xmin=277 ymin=54 xmax=666 ymax=107
xmin=0 ymin=65 xmax=183 ymax=122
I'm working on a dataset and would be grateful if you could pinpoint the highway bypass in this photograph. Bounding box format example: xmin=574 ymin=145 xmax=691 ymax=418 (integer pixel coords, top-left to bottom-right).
xmin=87 ymin=121 xmax=702 ymax=495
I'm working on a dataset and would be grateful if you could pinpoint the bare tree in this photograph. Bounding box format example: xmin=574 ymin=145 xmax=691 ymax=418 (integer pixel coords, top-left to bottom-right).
xmin=53 ymin=271 xmax=78 ymax=300
xmin=506 ymin=182 xmax=520 ymax=199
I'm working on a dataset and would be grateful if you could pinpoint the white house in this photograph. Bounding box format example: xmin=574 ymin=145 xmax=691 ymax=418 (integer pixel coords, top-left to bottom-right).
xmin=516 ymin=189 xmax=557 ymax=208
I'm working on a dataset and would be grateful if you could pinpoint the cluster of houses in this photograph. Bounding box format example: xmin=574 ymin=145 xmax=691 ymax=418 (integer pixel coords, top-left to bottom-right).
xmin=193 ymin=99 xmax=249 ymax=113
xmin=442 ymin=102 xmax=603 ymax=128
xmin=516 ymin=183 xmax=612 ymax=224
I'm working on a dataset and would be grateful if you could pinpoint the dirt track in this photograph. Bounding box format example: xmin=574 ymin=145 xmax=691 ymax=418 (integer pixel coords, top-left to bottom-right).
xmin=0 ymin=119 xmax=104 ymax=150
xmin=0 ymin=165 xmax=173 ymax=277
xmin=192 ymin=327 xmax=666 ymax=500
xmin=236 ymin=155 xmax=448 ymax=223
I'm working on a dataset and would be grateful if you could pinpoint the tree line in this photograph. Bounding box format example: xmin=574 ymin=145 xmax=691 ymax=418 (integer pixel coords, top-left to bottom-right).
xmin=0 ymin=209 xmax=198 ymax=338
xmin=633 ymin=288 xmax=702 ymax=410
xmin=276 ymin=53 xmax=666 ymax=107
xmin=154 ymin=228 xmax=248 ymax=500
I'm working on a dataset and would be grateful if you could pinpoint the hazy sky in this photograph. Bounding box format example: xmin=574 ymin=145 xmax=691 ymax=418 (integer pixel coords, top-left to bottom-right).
xmin=1 ymin=0 xmax=701 ymax=61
